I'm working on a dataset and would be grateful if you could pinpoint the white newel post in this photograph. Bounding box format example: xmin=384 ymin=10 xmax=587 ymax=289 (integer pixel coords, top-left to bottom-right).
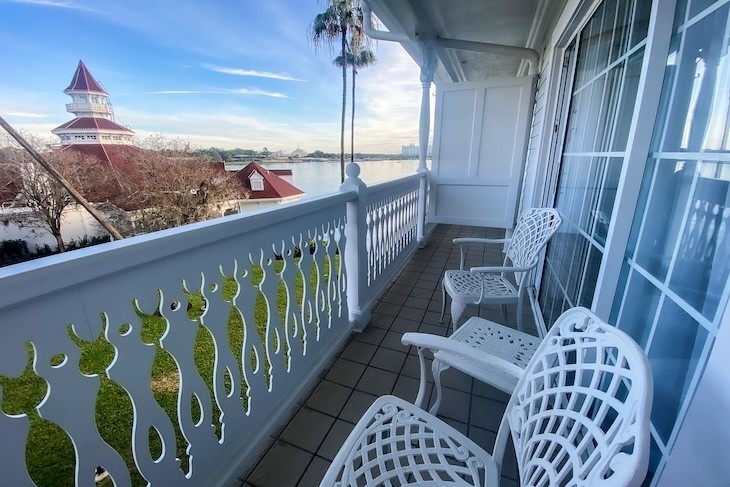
xmin=341 ymin=163 xmax=370 ymax=331
xmin=417 ymin=43 xmax=436 ymax=246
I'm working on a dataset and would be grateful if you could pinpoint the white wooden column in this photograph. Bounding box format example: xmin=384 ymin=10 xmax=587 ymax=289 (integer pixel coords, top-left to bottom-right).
xmin=417 ymin=43 xmax=436 ymax=245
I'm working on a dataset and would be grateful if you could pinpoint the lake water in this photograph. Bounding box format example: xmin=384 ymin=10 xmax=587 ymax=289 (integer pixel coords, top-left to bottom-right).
xmin=258 ymin=159 xmax=425 ymax=198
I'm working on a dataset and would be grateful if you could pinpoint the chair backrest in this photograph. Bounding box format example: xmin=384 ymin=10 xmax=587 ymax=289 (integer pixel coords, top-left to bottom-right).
xmin=493 ymin=307 xmax=653 ymax=487
xmin=505 ymin=208 xmax=562 ymax=278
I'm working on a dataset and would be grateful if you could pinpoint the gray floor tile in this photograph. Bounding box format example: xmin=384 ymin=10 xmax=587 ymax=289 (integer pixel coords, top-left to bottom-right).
xmin=305 ymin=380 xmax=352 ymax=417
xmin=316 ymin=419 xmax=355 ymax=461
xmin=369 ymin=312 xmax=395 ymax=329
xmin=410 ymin=287 xmax=434 ymax=299
xmin=391 ymin=374 xmax=430 ymax=405
xmin=246 ymin=441 xmax=312 ymax=487
xmin=470 ymin=395 xmax=508 ymax=432
xmin=389 ymin=318 xmax=420 ymax=333
xmin=404 ymin=296 xmax=430 ymax=309
xmin=439 ymin=367 xmax=474 ymax=393
xmin=355 ymin=367 xmax=397 ymax=396
xmin=280 ymin=407 xmax=335 ymax=453
xmin=400 ymin=352 xmax=433 ymax=381
xmin=374 ymin=301 xmax=402 ymax=316
xmin=324 ymin=358 xmax=365 ymax=388
xmin=370 ymin=347 xmax=407 ymax=373
xmin=339 ymin=390 xmax=378 ymax=423
xmin=433 ymin=386 xmax=471 ymax=423
xmin=339 ymin=340 xmax=377 ymax=365
xmin=352 ymin=325 xmax=387 ymax=346
xmin=397 ymin=306 xmax=426 ymax=322
xmin=380 ymin=330 xmax=406 ymax=352
xmin=297 ymin=456 xmax=331 ymax=487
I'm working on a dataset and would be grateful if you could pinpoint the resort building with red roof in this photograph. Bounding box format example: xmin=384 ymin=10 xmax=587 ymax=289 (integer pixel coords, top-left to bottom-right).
xmin=52 ymin=60 xmax=135 ymax=146
xmin=233 ymin=162 xmax=304 ymax=211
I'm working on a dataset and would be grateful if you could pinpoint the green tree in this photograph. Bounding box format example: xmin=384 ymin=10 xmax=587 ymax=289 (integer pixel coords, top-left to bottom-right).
xmin=335 ymin=42 xmax=376 ymax=165
xmin=310 ymin=0 xmax=362 ymax=183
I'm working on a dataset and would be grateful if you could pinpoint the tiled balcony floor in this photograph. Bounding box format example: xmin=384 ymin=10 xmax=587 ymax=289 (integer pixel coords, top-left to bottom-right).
xmin=239 ymin=224 xmax=538 ymax=486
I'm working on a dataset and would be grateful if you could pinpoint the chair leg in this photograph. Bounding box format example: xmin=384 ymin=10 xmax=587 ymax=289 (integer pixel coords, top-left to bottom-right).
xmin=429 ymin=359 xmax=450 ymax=415
xmin=450 ymin=300 xmax=467 ymax=332
xmin=440 ymin=278 xmax=447 ymax=323
xmin=500 ymin=304 xmax=508 ymax=325
xmin=516 ymin=295 xmax=525 ymax=332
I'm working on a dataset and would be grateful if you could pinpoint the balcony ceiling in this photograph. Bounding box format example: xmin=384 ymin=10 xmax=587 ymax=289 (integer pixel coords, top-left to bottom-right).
xmin=364 ymin=0 xmax=566 ymax=82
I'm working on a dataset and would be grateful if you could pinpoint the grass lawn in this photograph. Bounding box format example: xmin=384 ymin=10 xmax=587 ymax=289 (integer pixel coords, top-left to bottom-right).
xmin=0 ymin=254 xmax=339 ymax=486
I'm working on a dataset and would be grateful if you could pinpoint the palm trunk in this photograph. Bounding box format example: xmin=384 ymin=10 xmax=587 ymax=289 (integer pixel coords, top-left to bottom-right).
xmin=351 ymin=64 xmax=356 ymax=164
xmin=340 ymin=28 xmax=347 ymax=183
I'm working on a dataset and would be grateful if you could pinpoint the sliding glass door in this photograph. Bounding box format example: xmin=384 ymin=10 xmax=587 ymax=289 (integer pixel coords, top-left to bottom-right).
xmin=539 ymin=0 xmax=652 ymax=325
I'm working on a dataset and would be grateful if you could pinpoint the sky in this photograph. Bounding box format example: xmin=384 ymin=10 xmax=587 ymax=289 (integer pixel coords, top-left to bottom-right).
xmin=0 ymin=0 xmax=425 ymax=154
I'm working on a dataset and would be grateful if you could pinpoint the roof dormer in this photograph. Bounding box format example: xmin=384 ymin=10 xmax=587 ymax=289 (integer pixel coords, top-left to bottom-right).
xmin=249 ymin=171 xmax=264 ymax=191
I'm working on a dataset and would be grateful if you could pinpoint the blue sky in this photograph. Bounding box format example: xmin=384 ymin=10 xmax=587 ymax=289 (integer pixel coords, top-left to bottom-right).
xmin=0 ymin=0 xmax=423 ymax=153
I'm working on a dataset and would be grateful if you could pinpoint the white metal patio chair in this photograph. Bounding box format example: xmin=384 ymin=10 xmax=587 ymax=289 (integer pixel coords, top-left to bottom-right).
xmin=441 ymin=207 xmax=561 ymax=332
xmin=320 ymin=307 xmax=653 ymax=487
xmin=403 ymin=314 xmax=542 ymax=415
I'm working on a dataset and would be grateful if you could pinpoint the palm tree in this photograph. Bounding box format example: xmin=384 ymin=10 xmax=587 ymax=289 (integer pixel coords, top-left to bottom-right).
xmin=310 ymin=0 xmax=360 ymax=183
xmin=335 ymin=45 xmax=376 ymax=164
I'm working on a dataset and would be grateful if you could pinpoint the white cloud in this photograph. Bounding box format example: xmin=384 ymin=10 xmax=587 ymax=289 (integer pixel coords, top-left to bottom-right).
xmin=230 ymin=88 xmax=289 ymax=98
xmin=204 ymin=64 xmax=306 ymax=82
xmin=1 ymin=0 xmax=95 ymax=11
xmin=3 ymin=112 xmax=48 ymax=118
xmin=147 ymin=88 xmax=289 ymax=99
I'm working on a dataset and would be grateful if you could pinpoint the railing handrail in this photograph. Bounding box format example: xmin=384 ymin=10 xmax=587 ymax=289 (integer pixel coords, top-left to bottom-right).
xmin=0 ymin=191 xmax=354 ymax=310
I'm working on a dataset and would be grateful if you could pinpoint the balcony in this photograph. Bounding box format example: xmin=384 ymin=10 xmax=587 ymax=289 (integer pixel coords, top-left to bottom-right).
xmin=6 ymin=167 xmax=526 ymax=486
xmin=239 ymin=222 xmax=528 ymax=487
xmin=65 ymin=102 xmax=115 ymax=116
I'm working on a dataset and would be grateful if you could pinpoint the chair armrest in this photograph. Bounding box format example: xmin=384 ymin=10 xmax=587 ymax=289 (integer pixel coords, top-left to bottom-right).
xmin=401 ymin=332 xmax=524 ymax=378
xmin=469 ymin=264 xmax=535 ymax=274
xmin=452 ymin=237 xmax=510 ymax=246
xmin=452 ymin=237 xmax=511 ymax=270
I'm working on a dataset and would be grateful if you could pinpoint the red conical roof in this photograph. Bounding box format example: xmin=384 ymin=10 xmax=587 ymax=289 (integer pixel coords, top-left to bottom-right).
xmin=64 ymin=60 xmax=107 ymax=94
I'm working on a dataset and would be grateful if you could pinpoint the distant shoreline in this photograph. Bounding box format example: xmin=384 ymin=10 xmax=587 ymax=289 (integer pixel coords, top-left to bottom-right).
xmin=232 ymin=156 xmax=424 ymax=164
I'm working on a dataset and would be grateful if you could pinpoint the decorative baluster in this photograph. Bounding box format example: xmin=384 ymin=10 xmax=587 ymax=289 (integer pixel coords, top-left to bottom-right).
xmin=105 ymin=305 xmax=187 ymax=485
xmin=341 ymin=163 xmax=370 ymax=330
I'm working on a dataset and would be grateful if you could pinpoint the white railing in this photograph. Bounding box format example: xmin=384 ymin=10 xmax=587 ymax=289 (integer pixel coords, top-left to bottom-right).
xmin=0 ymin=164 xmax=427 ymax=486
xmin=65 ymin=102 xmax=114 ymax=116
xmin=342 ymin=164 xmax=426 ymax=330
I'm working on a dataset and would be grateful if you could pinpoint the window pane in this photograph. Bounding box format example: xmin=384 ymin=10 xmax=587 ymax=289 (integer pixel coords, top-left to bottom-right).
xmin=668 ymin=161 xmax=730 ymax=319
xmin=616 ymin=270 xmax=662 ymax=347
xmin=575 ymin=7 xmax=602 ymax=89
xmin=581 ymin=75 xmax=608 ymax=152
xmin=564 ymin=89 xmax=586 ymax=152
xmin=657 ymin=4 xmax=730 ymax=153
xmin=578 ymin=244 xmax=603 ymax=307
xmin=594 ymin=1 xmax=615 ymax=75
xmin=611 ymin=49 xmax=645 ymax=151
xmin=593 ymin=157 xmax=623 ymax=246
xmin=577 ymin=157 xmax=606 ymax=236
xmin=565 ymin=235 xmax=591 ymax=304
xmin=596 ymin=64 xmax=625 ymax=151
xmin=690 ymin=0 xmax=718 ymax=17
xmin=610 ymin=0 xmax=634 ymax=63
xmin=630 ymin=0 xmax=652 ymax=48
xmin=634 ymin=159 xmax=689 ymax=281
xmin=648 ymin=299 xmax=708 ymax=443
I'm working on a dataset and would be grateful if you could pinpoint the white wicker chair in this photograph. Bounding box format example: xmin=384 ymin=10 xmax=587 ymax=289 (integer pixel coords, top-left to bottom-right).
xmin=321 ymin=308 xmax=653 ymax=487
xmin=442 ymin=207 xmax=562 ymax=331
